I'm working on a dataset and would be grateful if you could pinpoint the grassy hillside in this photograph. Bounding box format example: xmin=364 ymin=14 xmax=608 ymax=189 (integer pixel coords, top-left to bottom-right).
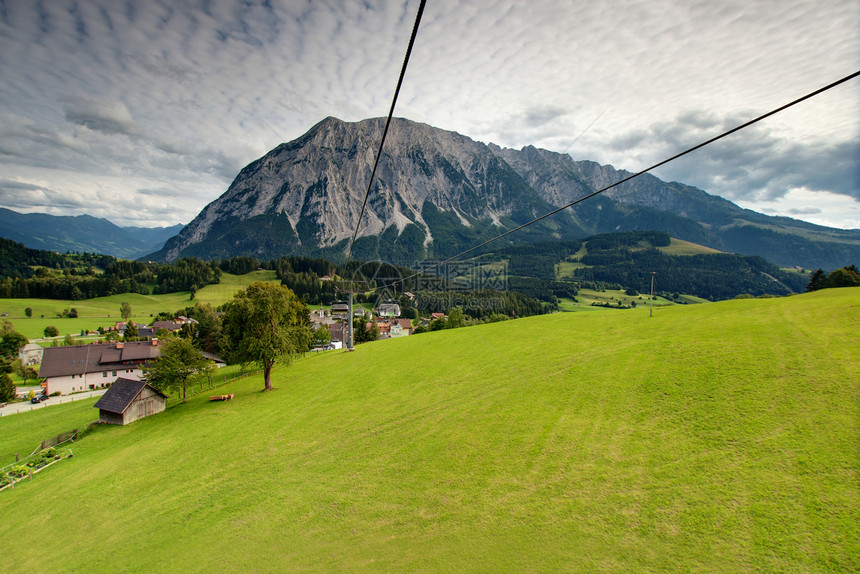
xmin=658 ymin=237 xmax=722 ymax=256
xmin=0 ymin=271 xmax=278 ymax=338
xmin=1 ymin=288 xmax=857 ymax=572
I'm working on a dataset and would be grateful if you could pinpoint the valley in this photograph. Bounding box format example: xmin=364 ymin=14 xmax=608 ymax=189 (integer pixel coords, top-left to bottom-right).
xmin=1 ymin=288 xmax=857 ymax=572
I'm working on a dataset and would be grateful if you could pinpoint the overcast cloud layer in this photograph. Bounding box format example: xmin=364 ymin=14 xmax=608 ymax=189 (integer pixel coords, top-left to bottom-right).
xmin=0 ymin=0 xmax=857 ymax=229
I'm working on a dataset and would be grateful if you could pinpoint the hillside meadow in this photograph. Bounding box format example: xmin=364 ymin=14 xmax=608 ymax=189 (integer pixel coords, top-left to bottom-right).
xmin=0 ymin=270 xmax=278 ymax=339
xmin=0 ymin=288 xmax=857 ymax=572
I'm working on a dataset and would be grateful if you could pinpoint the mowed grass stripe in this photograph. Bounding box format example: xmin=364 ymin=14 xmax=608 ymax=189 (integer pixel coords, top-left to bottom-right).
xmin=0 ymin=288 xmax=857 ymax=572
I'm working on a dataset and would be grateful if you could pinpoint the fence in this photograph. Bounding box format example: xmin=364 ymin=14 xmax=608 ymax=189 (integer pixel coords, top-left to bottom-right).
xmin=1 ymin=446 xmax=74 ymax=492
xmin=37 ymin=429 xmax=78 ymax=453
xmin=0 ymin=389 xmax=108 ymax=417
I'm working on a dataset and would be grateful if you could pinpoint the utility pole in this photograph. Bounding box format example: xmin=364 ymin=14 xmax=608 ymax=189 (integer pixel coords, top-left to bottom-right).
xmin=347 ymin=292 xmax=354 ymax=350
xmin=650 ymin=272 xmax=656 ymax=317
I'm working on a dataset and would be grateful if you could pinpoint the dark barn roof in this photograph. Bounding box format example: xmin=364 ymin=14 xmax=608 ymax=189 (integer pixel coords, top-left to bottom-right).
xmin=94 ymin=378 xmax=167 ymax=414
xmin=39 ymin=341 xmax=161 ymax=378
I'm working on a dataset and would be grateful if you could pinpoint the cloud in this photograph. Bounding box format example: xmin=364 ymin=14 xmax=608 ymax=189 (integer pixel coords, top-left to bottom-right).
xmin=0 ymin=0 xmax=857 ymax=229
xmin=573 ymin=104 xmax=860 ymax=210
xmin=788 ymin=207 xmax=821 ymax=215
xmin=61 ymin=95 xmax=139 ymax=136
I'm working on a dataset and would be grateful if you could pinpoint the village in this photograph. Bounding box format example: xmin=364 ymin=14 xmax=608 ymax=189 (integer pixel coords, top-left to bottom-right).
xmin=4 ymin=299 xmax=452 ymax=426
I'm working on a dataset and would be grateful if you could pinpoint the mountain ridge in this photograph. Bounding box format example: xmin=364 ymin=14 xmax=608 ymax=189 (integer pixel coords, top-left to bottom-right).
xmin=34 ymin=116 xmax=858 ymax=269
xmin=0 ymin=208 xmax=182 ymax=259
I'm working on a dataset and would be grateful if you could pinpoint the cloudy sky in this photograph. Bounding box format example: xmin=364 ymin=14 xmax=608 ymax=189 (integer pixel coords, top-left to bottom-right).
xmin=0 ymin=0 xmax=858 ymax=230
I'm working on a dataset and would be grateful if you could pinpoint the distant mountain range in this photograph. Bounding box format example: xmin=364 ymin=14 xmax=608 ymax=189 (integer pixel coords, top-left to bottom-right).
xmin=0 ymin=208 xmax=182 ymax=259
xmin=149 ymin=117 xmax=858 ymax=270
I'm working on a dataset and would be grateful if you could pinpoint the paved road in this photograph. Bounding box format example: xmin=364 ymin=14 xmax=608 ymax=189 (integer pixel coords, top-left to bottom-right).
xmin=0 ymin=389 xmax=107 ymax=417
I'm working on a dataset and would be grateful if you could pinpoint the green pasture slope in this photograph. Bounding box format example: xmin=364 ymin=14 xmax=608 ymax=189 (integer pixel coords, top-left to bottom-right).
xmin=0 ymin=271 xmax=278 ymax=339
xmin=1 ymin=288 xmax=857 ymax=572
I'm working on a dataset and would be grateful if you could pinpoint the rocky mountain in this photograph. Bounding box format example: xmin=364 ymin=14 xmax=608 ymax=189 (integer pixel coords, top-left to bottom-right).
xmin=0 ymin=208 xmax=182 ymax=259
xmin=152 ymin=117 xmax=860 ymax=269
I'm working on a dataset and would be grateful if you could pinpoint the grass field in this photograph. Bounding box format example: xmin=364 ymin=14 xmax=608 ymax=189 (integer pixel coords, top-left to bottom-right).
xmin=657 ymin=237 xmax=722 ymax=256
xmin=0 ymin=271 xmax=279 ymax=339
xmin=1 ymin=287 xmax=857 ymax=572
xmin=559 ymin=288 xmax=678 ymax=310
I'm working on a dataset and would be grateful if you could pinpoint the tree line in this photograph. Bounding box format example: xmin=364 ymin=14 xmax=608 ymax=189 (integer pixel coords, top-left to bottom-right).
xmin=805 ymin=266 xmax=860 ymax=292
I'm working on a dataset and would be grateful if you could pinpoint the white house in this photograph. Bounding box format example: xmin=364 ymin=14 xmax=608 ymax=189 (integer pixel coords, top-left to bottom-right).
xmin=19 ymin=343 xmax=44 ymax=366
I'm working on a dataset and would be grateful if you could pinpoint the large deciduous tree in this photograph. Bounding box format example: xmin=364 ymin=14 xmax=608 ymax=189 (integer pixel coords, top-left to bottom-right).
xmin=221 ymin=282 xmax=312 ymax=391
xmin=145 ymin=337 xmax=214 ymax=403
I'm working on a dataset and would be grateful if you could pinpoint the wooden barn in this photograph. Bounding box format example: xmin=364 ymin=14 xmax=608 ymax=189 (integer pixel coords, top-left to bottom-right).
xmin=93 ymin=378 xmax=168 ymax=425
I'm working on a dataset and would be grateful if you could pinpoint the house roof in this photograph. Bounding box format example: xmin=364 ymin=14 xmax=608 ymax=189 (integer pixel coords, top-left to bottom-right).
xmin=93 ymin=378 xmax=167 ymax=414
xmin=39 ymin=342 xmax=162 ymax=378
xmin=200 ymin=352 xmax=225 ymax=364
xmin=329 ymin=322 xmax=346 ymax=342
xmin=136 ymin=327 xmax=156 ymax=339
xmin=118 ymin=341 xmax=160 ymax=361
xmin=20 ymin=343 xmax=43 ymax=352
xmin=153 ymin=321 xmax=182 ymax=331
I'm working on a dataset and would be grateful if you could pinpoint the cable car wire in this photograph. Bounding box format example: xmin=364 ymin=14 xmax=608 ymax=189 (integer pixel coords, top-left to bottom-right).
xmin=346 ymin=0 xmax=428 ymax=262
xmin=388 ymin=69 xmax=860 ymax=289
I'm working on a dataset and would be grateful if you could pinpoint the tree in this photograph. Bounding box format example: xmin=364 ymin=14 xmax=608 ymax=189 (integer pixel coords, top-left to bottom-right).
xmin=221 ymin=282 xmax=312 ymax=391
xmin=68 ymin=308 xmax=78 ymax=318
xmin=806 ymin=269 xmax=826 ymax=292
xmin=191 ymin=303 xmax=222 ymax=354
xmin=0 ymin=320 xmax=28 ymax=359
xmin=124 ymin=323 xmax=138 ymax=340
xmin=145 ymin=337 xmax=214 ymax=403
xmin=16 ymin=365 xmax=38 ymax=385
xmin=24 ymin=307 xmax=32 ymax=318
xmin=367 ymin=321 xmax=379 ymax=342
xmin=823 ymin=266 xmax=860 ymax=289
xmin=120 ymin=301 xmax=133 ymax=322
xmin=44 ymin=325 xmax=59 ymax=338
xmin=446 ymin=307 xmax=466 ymax=329
xmin=64 ymin=333 xmax=77 ymax=346
xmin=313 ymin=324 xmax=331 ymax=346
xmin=0 ymin=372 xmax=16 ymax=402
xmin=0 ymin=357 xmax=16 ymax=401
xmin=353 ymin=317 xmax=368 ymax=343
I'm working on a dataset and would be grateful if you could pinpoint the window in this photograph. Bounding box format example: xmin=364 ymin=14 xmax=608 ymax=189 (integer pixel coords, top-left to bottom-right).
xmin=112 ymin=371 xmax=117 ymax=376
xmin=103 ymin=372 xmax=108 ymax=377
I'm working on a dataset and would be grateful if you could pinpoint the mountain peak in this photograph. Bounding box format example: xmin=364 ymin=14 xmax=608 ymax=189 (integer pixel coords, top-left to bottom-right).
xmin=151 ymin=117 xmax=860 ymax=269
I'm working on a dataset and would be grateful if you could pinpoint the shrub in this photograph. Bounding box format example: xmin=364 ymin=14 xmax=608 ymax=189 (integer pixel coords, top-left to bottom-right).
xmin=9 ymin=465 xmax=29 ymax=478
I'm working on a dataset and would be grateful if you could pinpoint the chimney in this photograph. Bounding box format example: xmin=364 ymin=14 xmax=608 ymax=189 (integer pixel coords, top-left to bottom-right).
xmin=152 ymin=338 xmax=159 ymax=346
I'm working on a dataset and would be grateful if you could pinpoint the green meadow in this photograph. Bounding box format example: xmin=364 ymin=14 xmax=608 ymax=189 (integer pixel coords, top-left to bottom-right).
xmin=1 ymin=288 xmax=857 ymax=572
xmin=0 ymin=271 xmax=279 ymax=339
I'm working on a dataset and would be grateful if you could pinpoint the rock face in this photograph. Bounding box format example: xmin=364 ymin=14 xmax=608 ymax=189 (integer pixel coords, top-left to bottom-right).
xmin=153 ymin=117 xmax=860 ymax=269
